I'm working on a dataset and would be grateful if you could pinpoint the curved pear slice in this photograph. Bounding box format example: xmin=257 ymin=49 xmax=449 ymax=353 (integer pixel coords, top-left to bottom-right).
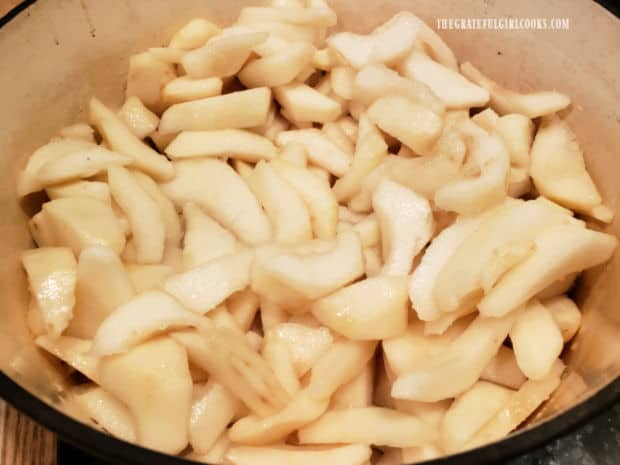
xmin=530 ymin=115 xmax=607 ymax=219
xmin=160 ymin=159 xmax=272 ymax=245
xmin=47 ymin=181 xmax=111 ymax=204
xmin=372 ymin=179 xmax=434 ymax=276
xmin=119 ymin=96 xmax=159 ymax=139
xmin=36 ymin=335 xmax=98 ymax=382
xmin=239 ymin=42 xmax=314 ymax=88
xmin=543 ymin=295 xmax=582 ymax=342
xmin=98 ymin=337 xmax=192 ymax=454
xmin=271 ymin=159 xmax=338 ymax=239
xmin=479 ymin=224 xmax=617 ymax=317
xmin=298 ymin=407 xmax=436 ymax=448
xmin=226 ymin=444 xmax=371 ymax=465
xmin=481 ymin=346 xmax=526 ymax=389
xmin=275 ymin=83 xmax=342 ymax=124
xmin=108 ymin=166 xmax=165 ymax=264
xmin=125 ymin=264 xmax=174 ymax=294
xmin=89 ymin=98 xmax=174 ymax=181
xmin=433 ymin=199 xmax=571 ymax=314
xmin=22 ymin=247 xmax=76 ymax=337
xmin=162 ymin=76 xmax=223 ymax=105
xmin=91 ymin=290 xmax=202 ymax=356
xmin=247 ymin=161 xmax=312 ymax=244
xmin=169 ymin=18 xmax=220 ymax=50
xmin=495 ymin=113 xmax=534 ymax=168
xmin=460 ymin=62 xmax=570 ymax=118
xmin=400 ymin=51 xmax=489 ymax=109
xmin=414 ymin=16 xmax=458 ymax=70
xmin=311 ymin=276 xmax=409 ymax=340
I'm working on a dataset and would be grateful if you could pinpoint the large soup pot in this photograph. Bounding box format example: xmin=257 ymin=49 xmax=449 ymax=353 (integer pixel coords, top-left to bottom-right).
xmin=0 ymin=1 xmax=619 ymax=464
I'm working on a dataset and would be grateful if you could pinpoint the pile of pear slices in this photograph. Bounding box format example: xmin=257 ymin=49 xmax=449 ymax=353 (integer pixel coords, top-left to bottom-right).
xmin=17 ymin=1 xmax=616 ymax=464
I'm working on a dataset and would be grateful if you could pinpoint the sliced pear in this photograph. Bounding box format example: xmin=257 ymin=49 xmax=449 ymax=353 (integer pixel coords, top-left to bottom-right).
xmin=399 ymin=51 xmax=489 ymax=109
xmin=227 ymin=444 xmax=371 ymax=465
xmin=278 ymin=142 xmax=307 ymax=167
xmin=270 ymin=158 xmax=338 ymax=239
xmin=327 ymin=12 xmax=419 ymax=69
xmin=165 ymin=250 xmax=254 ymax=313
xmin=169 ymin=18 xmax=220 ymax=50
xmin=125 ymin=264 xmax=174 ymax=294
xmin=160 ymin=159 xmax=271 ymax=245
xmin=228 ymin=289 xmax=260 ymax=332
xmin=182 ymin=203 xmax=238 ymax=269
xmin=329 ymin=66 xmax=355 ymax=100
xmin=262 ymin=337 xmax=302 ymax=397
xmin=251 ymin=231 xmax=364 ymax=310
xmin=125 ymin=52 xmax=175 ymax=113
xmin=21 ymin=247 xmax=76 ymax=336
xmin=331 ymin=360 xmax=374 ymax=409
xmin=372 ymin=179 xmax=434 ymax=276
xmin=162 ymin=76 xmax=223 ymax=105
xmin=495 ymin=113 xmax=534 ymax=168
xmin=159 ymin=87 xmax=272 ymax=133
xmin=368 ymin=97 xmax=443 ymax=156
xmin=90 ymin=97 xmax=174 ymax=181
xmin=147 ymin=47 xmax=186 ymax=64
xmin=118 ymin=96 xmax=159 ymax=140
xmin=239 ymin=42 xmax=314 ymax=88
xmin=260 ymin=298 xmax=289 ymax=331
xmin=298 ymin=407 xmax=436 ymax=448
xmin=66 ymin=245 xmax=134 ymax=339
xmin=69 ymin=385 xmax=136 ymax=442
xmin=313 ymin=47 xmax=341 ymax=70
xmin=247 ymin=161 xmax=312 ymax=243
xmin=35 ymin=335 xmax=98 ymax=381
xmin=186 ymin=433 xmax=231 ymax=464
xmin=108 ymin=166 xmax=165 ymax=264
xmin=166 ymin=129 xmax=277 ymax=162
xmin=530 ymin=115 xmax=607 ymax=218
xmin=542 ymin=295 xmax=582 ymax=342
xmin=47 ymin=181 xmax=111 ymax=204
xmin=460 ymin=62 xmax=570 ymax=118
xmin=311 ymin=276 xmax=408 ymax=340
xmin=333 ymin=114 xmax=387 ymax=202
xmin=59 ymin=123 xmax=96 ymax=143
xmin=479 ymin=224 xmax=617 ymax=317
xmin=323 ymin=122 xmax=355 ymax=156
xmin=481 ymin=346 xmax=527 ymax=389
xmin=276 ymin=129 xmax=351 ymax=177
xmin=507 ymin=166 xmax=531 ymax=198
xmin=190 ymin=381 xmax=241 ymax=453
xmin=471 ymin=108 xmax=499 ymax=131
xmin=440 ymin=381 xmax=513 ymax=453
xmin=275 ymin=83 xmax=342 ymax=124
xmin=98 ymin=337 xmax=192 ymax=454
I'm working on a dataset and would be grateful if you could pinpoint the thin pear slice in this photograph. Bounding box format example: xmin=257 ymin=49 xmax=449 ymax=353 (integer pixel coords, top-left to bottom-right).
xmin=160 ymin=159 xmax=272 ymax=245
xmin=22 ymin=247 xmax=76 ymax=336
xmin=275 ymin=83 xmax=342 ymax=124
xmin=162 ymin=76 xmax=223 ymax=105
xmin=239 ymin=41 xmax=314 ymax=88
xmin=36 ymin=335 xmax=98 ymax=381
xmin=59 ymin=123 xmax=95 ymax=143
xmin=169 ymin=18 xmax=220 ymax=50
xmin=98 ymin=337 xmax=192 ymax=454
xmin=298 ymin=407 xmax=437 ymax=448
xmin=399 ymin=51 xmax=489 ymax=109
xmin=166 ymin=130 xmax=277 ymax=162
xmin=495 ymin=113 xmax=534 ymax=168
xmin=91 ymin=290 xmax=202 ymax=356
xmin=479 ymin=223 xmax=617 ymax=317
xmin=125 ymin=52 xmax=175 ymax=113
xmin=372 ymin=179 xmax=434 ymax=276
xmin=311 ymin=276 xmax=409 ymax=340
xmin=542 ymin=295 xmax=582 ymax=342
xmin=125 ymin=264 xmax=174 ymax=293
xmin=66 ymin=245 xmax=134 ymax=339
xmin=47 ymin=181 xmax=111 ymax=204
xmin=530 ymin=115 xmax=607 ymax=218
xmin=247 ymin=161 xmax=312 ymax=244
xmin=331 ymin=360 xmax=374 ymax=409
xmin=89 ymin=97 xmax=174 ymax=181
xmin=262 ymin=338 xmax=302 ymax=396
xmin=226 ymin=444 xmax=371 ymax=465
xmin=460 ymin=62 xmax=570 ymax=118
xmin=118 ymin=96 xmax=159 ymax=140
xmin=481 ymin=346 xmax=527 ymax=389
xmin=270 ymin=158 xmax=338 ymax=239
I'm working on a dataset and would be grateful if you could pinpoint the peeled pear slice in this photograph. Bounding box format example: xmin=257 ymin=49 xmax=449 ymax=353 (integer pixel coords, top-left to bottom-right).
xmin=509 ymin=300 xmax=563 ymax=380
xmin=440 ymin=381 xmax=513 ymax=453
xmin=434 ymin=198 xmax=571 ymax=314
xmin=160 ymin=159 xmax=271 ymax=245
xmin=90 ymin=97 xmax=174 ymax=181
xmin=460 ymin=62 xmax=570 ymax=118
xmin=182 ymin=203 xmax=238 ymax=269
xmin=331 ymin=361 xmax=374 ymax=409
xmin=182 ymin=31 xmax=268 ymax=79
xmin=479 ymin=223 xmax=617 ymax=317
xmin=240 ymin=42 xmax=314 ymax=88
xmin=169 ymin=18 xmax=220 ymax=50
xmin=98 ymin=337 xmax=192 ymax=454
xmin=327 ymin=12 xmax=419 ymax=69
xmin=159 ymin=87 xmax=272 ymax=133
xmin=391 ymin=313 xmax=516 ymax=402
xmin=190 ymin=381 xmax=241 ymax=453
xmin=166 ymin=129 xmax=277 ymax=162
xmin=251 ymin=231 xmax=364 ymax=310
xmin=226 ymin=444 xmax=371 ymax=465
xmin=530 ymin=115 xmax=607 ymax=219
xmin=108 ymin=166 xmax=165 ymax=264
xmin=69 ymin=385 xmax=136 ymax=442
xmin=119 ymin=96 xmax=159 ymax=140
xmin=125 ymin=264 xmax=174 ymax=294
xmin=228 ymin=290 xmax=260 ymax=332
xmin=262 ymin=337 xmax=302 ymax=396
xmin=495 ymin=113 xmax=534 ymax=168
xmin=91 ymin=290 xmax=202 ymax=355
xmin=400 ymin=51 xmax=489 ymax=109
xmin=332 ymin=114 xmax=388 ymax=202
xmin=311 ymin=276 xmax=409 ymax=340
xmin=247 ymin=161 xmax=312 ymax=244
xmin=162 ymin=76 xmax=223 ymax=105
xmin=373 ymin=179 xmax=434 ymax=276
xmin=543 ymin=295 xmax=582 ymax=342
xmin=125 ymin=52 xmax=175 ymax=113
xmin=276 ymin=129 xmax=352 ymax=176
xmin=36 ymin=335 xmax=98 ymax=381
xmin=368 ymin=97 xmax=443 ymax=156
xmin=59 ymin=123 xmax=96 ymax=143
xmin=66 ymin=245 xmax=134 ymax=339
xmin=298 ymin=407 xmax=437 ymax=448
xmin=275 ymin=83 xmax=342 ymax=124
xmin=481 ymin=346 xmax=527 ymax=389
xmin=471 ymin=108 xmax=499 ymax=131
xmin=165 ymin=250 xmax=254 ymax=313
xmin=47 ymin=180 xmax=111 ymax=204
xmin=352 ymin=65 xmax=444 ymax=115
xmin=270 ymin=159 xmax=338 ymax=239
